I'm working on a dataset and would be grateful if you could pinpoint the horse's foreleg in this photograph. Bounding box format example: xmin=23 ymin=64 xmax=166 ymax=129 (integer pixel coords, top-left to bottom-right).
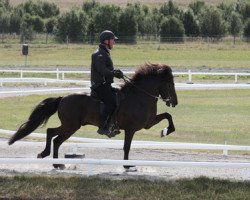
xmin=123 ymin=130 xmax=135 ymax=170
xmin=37 ymin=128 xmax=59 ymax=158
xmin=145 ymin=112 xmax=175 ymax=136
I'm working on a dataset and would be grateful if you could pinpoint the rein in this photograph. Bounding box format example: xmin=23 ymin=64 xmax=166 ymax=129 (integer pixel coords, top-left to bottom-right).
xmin=122 ymin=75 xmax=170 ymax=102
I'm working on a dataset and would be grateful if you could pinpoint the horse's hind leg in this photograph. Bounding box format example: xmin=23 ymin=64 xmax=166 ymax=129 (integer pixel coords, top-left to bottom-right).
xmin=52 ymin=127 xmax=79 ymax=169
xmin=37 ymin=127 xmax=59 ymax=158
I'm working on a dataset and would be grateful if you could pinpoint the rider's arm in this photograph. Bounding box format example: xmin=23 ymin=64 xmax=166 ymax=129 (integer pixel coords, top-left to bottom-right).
xmin=95 ymin=54 xmax=114 ymax=77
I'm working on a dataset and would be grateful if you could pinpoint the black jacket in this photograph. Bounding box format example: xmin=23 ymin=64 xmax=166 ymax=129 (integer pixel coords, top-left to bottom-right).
xmin=91 ymin=44 xmax=114 ymax=88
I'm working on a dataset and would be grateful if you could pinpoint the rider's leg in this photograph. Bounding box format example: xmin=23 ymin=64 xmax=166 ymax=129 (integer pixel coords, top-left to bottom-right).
xmin=94 ymin=83 xmax=116 ymax=135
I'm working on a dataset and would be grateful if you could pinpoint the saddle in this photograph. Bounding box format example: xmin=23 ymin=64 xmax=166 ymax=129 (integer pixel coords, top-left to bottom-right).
xmin=91 ymin=89 xmax=124 ymax=137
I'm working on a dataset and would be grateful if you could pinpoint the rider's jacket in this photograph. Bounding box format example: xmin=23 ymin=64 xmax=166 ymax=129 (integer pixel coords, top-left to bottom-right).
xmin=91 ymin=44 xmax=114 ymax=89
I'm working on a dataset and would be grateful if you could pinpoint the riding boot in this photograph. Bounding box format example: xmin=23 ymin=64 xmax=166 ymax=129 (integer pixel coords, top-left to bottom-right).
xmin=97 ymin=108 xmax=112 ymax=136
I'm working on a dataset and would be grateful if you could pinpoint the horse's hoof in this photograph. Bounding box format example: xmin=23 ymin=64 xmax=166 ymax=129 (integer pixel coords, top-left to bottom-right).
xmin=53 ymin=164 xmax=66 ymax=170
xmin=161 ymin=128 xmax=168 ymax=137
xmin=37 ymin=154 xmax=42 ymax=158
xmin=167 ymin=126 xmax=175 ymax=135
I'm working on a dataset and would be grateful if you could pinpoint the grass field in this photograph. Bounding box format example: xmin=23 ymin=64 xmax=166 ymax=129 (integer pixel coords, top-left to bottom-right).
xmin=0 ymin=176 xmax=250 ymax=200
xmin=1 ymin=42 xmax=250 ymax=69
xmin=1 ymin=89 xmax=250 ymax=146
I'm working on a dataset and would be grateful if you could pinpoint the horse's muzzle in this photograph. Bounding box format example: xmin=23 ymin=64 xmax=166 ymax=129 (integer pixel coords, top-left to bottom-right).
xmin=165 ymin=98 xmax=177 ymax=107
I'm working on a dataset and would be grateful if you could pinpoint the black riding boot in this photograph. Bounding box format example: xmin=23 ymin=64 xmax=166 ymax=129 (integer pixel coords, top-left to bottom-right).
xmin=97 ymin=108 xmax=112 ymax=136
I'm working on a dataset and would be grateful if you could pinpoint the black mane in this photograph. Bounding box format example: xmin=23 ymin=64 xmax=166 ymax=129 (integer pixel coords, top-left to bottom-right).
xmin=121 ymin=63 xmax=173 ymax=91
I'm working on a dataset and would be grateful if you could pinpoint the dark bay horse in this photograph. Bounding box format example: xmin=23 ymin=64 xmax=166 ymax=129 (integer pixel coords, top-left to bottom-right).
xmin=8 ymin=63 xmax=178 ymax=170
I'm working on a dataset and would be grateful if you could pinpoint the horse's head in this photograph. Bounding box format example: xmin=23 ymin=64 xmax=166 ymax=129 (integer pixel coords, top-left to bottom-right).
xmin=157 ymin=66 xmax=178 ymax=107
xmin=159 ymin=82 xmax=178 ymax=107
xmin=121 ymin=63 xmax=178 ymax=107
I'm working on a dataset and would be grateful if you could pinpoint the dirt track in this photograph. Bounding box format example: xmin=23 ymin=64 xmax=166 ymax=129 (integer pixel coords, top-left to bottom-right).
xmin=0 ymin=139 xmax=250 ymax=181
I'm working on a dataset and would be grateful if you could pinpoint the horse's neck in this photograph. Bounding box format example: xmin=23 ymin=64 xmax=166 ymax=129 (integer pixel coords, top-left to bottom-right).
xmin=124 ymin=80 xmax=159 ymax=99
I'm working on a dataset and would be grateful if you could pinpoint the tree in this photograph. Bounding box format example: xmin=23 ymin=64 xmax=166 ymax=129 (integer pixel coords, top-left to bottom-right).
xmin=151 ymin=7 xmax=164 ymax=35
xmin=32 ymin=15 xmax=44 ymax=33
xmin=188 ymin=0 xmax=206 ymax=16
xmin=160 ymin=0 xmax=180 ymax=17
xmin=20 ymin=0 xmax=59 ymax=19
xmin=82 ymin=0 xmax=100 ymax=14
xmin=9 ymin=11 xmax=21 ymax=34
xmin=118 ymin=7 xmax=137 ymax=43
xmin=40 ymin=1 xmax=59 ymax=18
xmin=183 ymin=9 xmax=200 ymax=37
xmin=45 ymin=17 xmax=56 ymax=34
xmin=237 ymin=1 xmax=250 ymax=22
xmin=243 ymin=2 xmax=250 ymax=21
xmin=243 ymin=18 xmax=250 ymax=42
xmin=55 ymin=8 xmax=88 ymax=42
xmin=229 ymin=12 xmax=242 ymax=44
xmin=0 ymin=0 xmax=11 ymax=10
xmin=144 ymin=13 xmax=158 ymax=37
xmin=217 ymin=2 xmax=235 ymax=22
xmin=20 ymin=20 xmax=34 ymax=42
xmin=199 ymin=6 xmax=227 ymax=40
xmin=160 ymin=16 xmax=185 ymax=42
xmin=125 ymin=3 xmax=146 ymax=36
xmin=0 ymin=9 xmax=10 ymax=34
xmin=93 ymin=5 xmax=120 ymax=35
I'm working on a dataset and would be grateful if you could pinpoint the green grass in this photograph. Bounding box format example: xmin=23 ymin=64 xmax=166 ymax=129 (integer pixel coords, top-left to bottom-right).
xmin=1 ymin=89 xmax=250 ymax=145
xmin=0 ymin=176 xmax=249 ymax=200
xmin=0 ymin=42 xmax=249 ymax=69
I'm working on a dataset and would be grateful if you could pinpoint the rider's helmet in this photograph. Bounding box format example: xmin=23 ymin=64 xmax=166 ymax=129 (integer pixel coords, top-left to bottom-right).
xmin=99 ymin=30 xmax=118 ymax=43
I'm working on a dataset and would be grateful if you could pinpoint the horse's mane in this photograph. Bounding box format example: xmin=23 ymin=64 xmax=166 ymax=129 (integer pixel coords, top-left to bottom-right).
xmin=120 ymin=63 xmax=173 ymax=91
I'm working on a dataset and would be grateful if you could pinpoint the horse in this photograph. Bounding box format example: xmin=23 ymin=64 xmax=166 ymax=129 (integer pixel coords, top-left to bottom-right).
xmin=8 ymin=63 xmax=178 ymax=170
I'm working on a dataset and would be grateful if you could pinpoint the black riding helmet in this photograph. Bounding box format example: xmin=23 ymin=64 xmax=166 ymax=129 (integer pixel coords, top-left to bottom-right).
xmin=99 ymin=30 xmax=118 ymax=43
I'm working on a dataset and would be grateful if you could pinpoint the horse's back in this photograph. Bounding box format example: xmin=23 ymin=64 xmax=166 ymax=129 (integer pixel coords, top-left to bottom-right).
xmin=57 ymin=92 xmax=100 ymax=126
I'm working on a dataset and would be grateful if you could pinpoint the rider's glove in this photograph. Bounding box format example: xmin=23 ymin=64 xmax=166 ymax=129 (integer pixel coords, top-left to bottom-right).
xmin=113 ymin=69 xmax=124 ymax=79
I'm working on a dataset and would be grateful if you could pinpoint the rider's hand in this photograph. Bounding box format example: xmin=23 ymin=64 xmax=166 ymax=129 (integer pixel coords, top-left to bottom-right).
xmin=113 ymin=69 xmax=124 ymax=79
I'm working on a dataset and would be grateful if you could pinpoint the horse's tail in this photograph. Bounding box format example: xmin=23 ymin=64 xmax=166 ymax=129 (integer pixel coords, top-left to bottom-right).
xmin=8 ymin=97 xmax=62 ymax=145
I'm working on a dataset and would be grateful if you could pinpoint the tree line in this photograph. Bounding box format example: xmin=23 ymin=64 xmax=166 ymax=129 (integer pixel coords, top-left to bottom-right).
xmin=0 ymin=0 xmax=250 ymax=43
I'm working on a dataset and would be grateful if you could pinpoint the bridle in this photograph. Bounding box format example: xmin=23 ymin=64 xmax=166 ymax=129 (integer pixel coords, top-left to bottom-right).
xmin=122 ymin=74 xmax=171 ymax=103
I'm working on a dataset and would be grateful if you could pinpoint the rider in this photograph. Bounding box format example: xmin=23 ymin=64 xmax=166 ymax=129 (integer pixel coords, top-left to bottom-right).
xmin=90 ymin=30 xmax=124 ymax=136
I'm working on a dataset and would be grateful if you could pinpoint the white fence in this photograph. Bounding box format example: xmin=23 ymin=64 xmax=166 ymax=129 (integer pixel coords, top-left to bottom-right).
xmin=1 ymin=69 xmax=250 ymax=84
xmin=1 ymin=129 xmax=250 ymax=178
xmin=0 ymin=77 xmax=90 ymax=87
xmin=1 ymin=129 xmax=250 ymax=155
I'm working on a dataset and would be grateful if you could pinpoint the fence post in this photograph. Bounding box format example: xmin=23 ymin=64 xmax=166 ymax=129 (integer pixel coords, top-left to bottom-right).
xmin=235 ymin=74 xmax=238 ymax=84
xmin=187 ymin=70 xmax=193 ymax=84
xmin=56 ymin=68 xmax=59 ymax=80
xmin=223 ymin=141 xmax=228 ymax=156
xmin=20 ymin=70 xmax=23 ymax=78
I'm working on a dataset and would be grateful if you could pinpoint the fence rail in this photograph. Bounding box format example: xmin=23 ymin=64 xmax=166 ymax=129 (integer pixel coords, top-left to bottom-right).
xmin=1 ymin=129 xmax=250 ymax=155
xmin=1 ymin=69 xmax=250 ymax=84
